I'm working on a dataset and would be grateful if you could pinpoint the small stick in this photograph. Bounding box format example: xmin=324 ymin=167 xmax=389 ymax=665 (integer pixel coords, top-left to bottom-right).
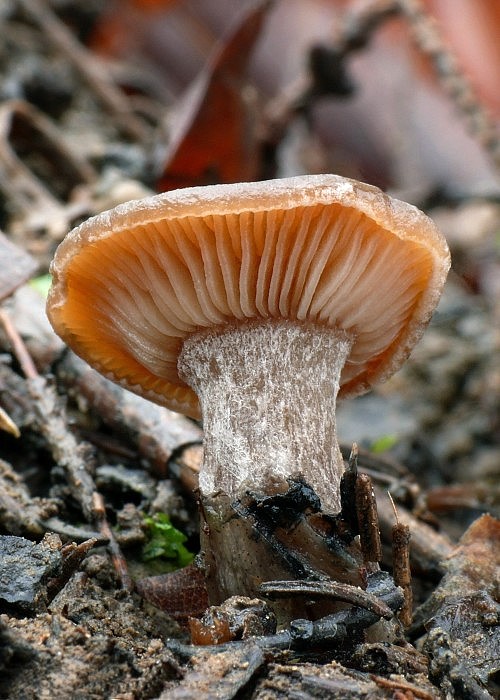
xmin=59 ymin=352 xmax=203 ymax=476
xmin=337 ymin=0 xmax=399 ymax=53
xmin=17 ymin=0 xmax=149 ymax=142
xmin=388 ymin=492 xmax=413 ymax=626
xmin=339 ymin=442 xmax=359 ymax=532
xmin=259 ymin=579 xmax=393 ymax=619
xmin=375 ymin=484 xmax=452 ymax=577
xmin=260 ymin=1 xmax=398 ymax=162
xmin=1 ymin=305 xmax=93 ymax=518
xmin=0 ymin=309 xmax=132 ymax=590
xmin=355 ymin=473 xmax=382 ymax=567
xmin=399 ymin=0 xmax=500 ymax=170
xmin=171 ymin=572 xmax=404 ymax=656
xmin=27 ymin=375 xmax=97 ymax=521
xmin=0 ymin=308 xmax=38 ymax=380
xmin=371 ymin=673 xmax=436 ymax=700
xmin=92 ymin=492 xmax=133 ymax=592
xmin=0 ymin=101 xmax=95 ymax=236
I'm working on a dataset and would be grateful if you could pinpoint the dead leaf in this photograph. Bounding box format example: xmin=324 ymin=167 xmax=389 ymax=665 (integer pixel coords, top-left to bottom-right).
xmin=156 ymin=0 xmax=271 ymax=191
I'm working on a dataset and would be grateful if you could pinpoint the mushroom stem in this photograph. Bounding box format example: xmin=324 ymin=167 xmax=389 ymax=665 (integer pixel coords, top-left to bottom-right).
xmin=179 ymin=320 xmax=353 ymax=513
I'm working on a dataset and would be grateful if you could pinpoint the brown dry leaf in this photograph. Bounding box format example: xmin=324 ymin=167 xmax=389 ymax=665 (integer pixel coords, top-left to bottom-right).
xmin=89 ymin=0 xmax=180 ymax=58
xmin=156 ymin=0 xmax=271 ymax=191
xmin=130 ymin=0 xmax=180 ymax=10
xmin=136 ymin=561 xmax=209 ymax=621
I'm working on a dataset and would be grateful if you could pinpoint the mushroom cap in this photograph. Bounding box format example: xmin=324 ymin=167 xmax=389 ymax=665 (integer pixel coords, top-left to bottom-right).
xmin=47 ymin=174 xmax=450 ymax=419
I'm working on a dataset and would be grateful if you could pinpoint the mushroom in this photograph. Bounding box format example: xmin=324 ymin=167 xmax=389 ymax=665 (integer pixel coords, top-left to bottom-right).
xmin=47 ymin=174 xmax=450 ymax=603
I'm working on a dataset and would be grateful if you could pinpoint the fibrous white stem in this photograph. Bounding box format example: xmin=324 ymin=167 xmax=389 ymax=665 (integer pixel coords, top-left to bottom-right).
xmin=179 ymin=320 xmax=352 ymax=513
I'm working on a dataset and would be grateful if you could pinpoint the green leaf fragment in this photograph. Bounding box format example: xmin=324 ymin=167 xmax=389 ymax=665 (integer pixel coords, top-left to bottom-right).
xmin=29 ymin=274 xmax=52 ymax=298
xmin=142 ymin=513 xmax=194 ymax=568
xmin=370 ymin=434 xmax=398 ymax=454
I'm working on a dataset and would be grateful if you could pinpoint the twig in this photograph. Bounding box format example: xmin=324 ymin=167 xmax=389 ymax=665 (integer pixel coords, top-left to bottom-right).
xmin=356 ymin=473 xmax=382 ymax=567
xmin=0 ymin=309 xmax=132 ymax=589
xmin=338 ymin=0 xmax=399 ymax=51
xmin=93 ymin=492 xmax=133 ymax=591
xmin=259 ymin=579 xmax=393 ymax=619
xmin=339 ymin=442 xmax=359 ymax=533
xmin=58 ymin=351 xmax=203 ymax=477
xmin=169 ymin=571 xmax=404 ymax=656
xmin=371 ymin=673 xmax=438 ymax=699
xmin=0 ymin=307 xmax=38 ymax=379
xmin=261 ymin=0 xmax=398 ymax=150
xmin=340 ymin=444 xmax=389 ymax=573
xmin=398 ymin=0 xmax=500 ymax=171
xmin=388 ymin=492 xmax=413 ymax=626
xmin=27 ymin=374 xmax=97 ymax=521
xmin=16 ymin=0 xmax=149 ymax=142
xmin=0 ymin=100 xmax=95 ymax=236
xmin=0 ymin=104 xmax=66 ymax=228
xmin=376 ymin=485 xmax=453 ymax=579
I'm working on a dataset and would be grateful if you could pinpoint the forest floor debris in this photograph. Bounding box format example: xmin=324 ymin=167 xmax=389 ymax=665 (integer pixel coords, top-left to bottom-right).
xmin=0 ymin=1 xmax=498 ymax=698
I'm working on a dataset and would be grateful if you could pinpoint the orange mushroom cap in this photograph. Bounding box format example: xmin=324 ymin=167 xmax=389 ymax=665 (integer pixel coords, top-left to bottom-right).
xmin=47 ymin=174 xmax=450 ymax=420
